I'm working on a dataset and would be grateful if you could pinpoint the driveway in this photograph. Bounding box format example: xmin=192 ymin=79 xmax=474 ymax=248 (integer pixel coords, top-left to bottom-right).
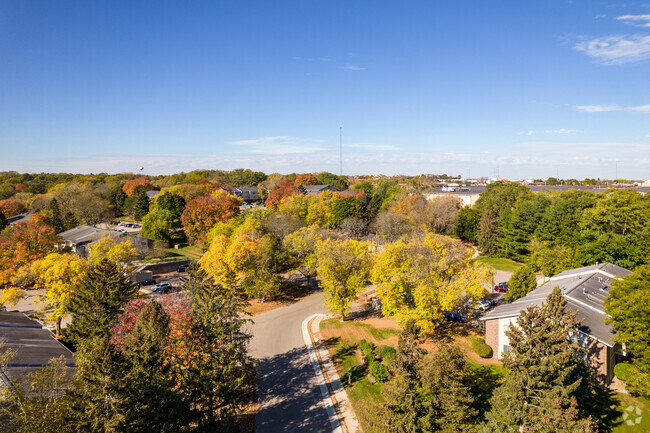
xmin=249 ymin=290 xmax=331 ymax=433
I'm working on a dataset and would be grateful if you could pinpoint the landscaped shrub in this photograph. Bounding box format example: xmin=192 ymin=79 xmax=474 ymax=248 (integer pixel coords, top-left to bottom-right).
xmin=377 ymin=345 xmax=397 ymax=366
xmin=368 ymin=361 xmax=388 ymax=383
xmin=614 ymin=362 xmax=633 ymax=382
xmin=358 ymin=339 xmax=376 ymax=364
xmin=471 ymin=337 xmax=493 ymax=358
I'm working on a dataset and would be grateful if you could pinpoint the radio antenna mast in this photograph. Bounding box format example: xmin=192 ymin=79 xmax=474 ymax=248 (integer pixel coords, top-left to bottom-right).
xmin=339 ymin=125 xmax=343 ymax=176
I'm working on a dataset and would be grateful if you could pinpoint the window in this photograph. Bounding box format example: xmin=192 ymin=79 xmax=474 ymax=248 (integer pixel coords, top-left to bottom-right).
xmin=502 ymin=344 xmax=511 ymax=353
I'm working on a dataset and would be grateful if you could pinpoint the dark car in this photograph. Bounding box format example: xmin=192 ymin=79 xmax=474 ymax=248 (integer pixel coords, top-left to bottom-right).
xmin=494 ymin=282 xmax=509 ymax=292
xmin=443 ymin=311 xmax=467 ymax=322
xmin=137 ymin=279 xmax=156 ymax=287
xmin=176 ymin=264 xmax=189 ymax=273
xmin=151 ymin=282 xmax=172 ymax=293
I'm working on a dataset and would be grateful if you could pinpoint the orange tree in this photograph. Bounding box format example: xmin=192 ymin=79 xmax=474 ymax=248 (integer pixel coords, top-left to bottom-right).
xmin=122 ymin=177 xmax=154 ymax=197
xmin=265 ymin=179 xmax=297 ymax=208
xmin=181 ymin=191 xmax=242 ymax=245
xmin=0 ymin=216 xmax=58 ymax=306
xmin=294 ymin=173 xmax=318 ymax=186
xmin=0 ymin=198 xmax=27 ymax=217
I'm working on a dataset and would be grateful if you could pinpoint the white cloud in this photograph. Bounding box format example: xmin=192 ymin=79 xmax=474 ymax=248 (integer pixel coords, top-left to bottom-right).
xmin=616 ymin=14 xmax=650 ymax=27
xmin=519 ymin=129 xmax=580 ymax=135
xmin=345 ymin=142 xmax=398 ymax=150
xmin=229 ymin=136 xmax=326 ymax=154
xmin=341 ymin=65 xmax=366 ymax=71
xmin=574 ymin=34 xmax=650 ymax=64
xmin=576 ymin=104 xmax=650 ymax=113
xmin=576 ymin=104 xmax=623 ymax=112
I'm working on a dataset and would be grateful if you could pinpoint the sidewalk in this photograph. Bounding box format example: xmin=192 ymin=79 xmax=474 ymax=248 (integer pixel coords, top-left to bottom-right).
xmin=307 ymin=315 xmax=362 ymax=433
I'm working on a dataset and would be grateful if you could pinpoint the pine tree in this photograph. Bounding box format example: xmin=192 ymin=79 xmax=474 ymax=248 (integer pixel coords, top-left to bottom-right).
xmin=477 ymin=208 xmax=498 ymax=256
xmin=483 ymin=287 xmax=596 ymax=432
xmin=505 ymin=265 xmax=538 ymax=303
xmin=132 ymin=191 xmax=150 ymax=221
xmin=0 ymin=210 xmax=7 ymax=231
xmin=121 ymin=300 xmax=186 ymax=433
xmin=420 ymin=344 xmax=477 ymax=433
xmin=183 ymin=269 xmax=256 ymax=431
xmin=46 ymin=197 xmax=64 ymax=233
xmin=66 ymin=259 xmax=137 ymax=346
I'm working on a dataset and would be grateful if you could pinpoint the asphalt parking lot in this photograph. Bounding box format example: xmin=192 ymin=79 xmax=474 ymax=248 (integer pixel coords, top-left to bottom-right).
xmin=138 ymin=271 xmax=187 ymax=295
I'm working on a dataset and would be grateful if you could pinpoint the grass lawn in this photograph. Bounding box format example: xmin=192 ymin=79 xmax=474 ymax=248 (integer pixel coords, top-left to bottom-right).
xmin=610 ymin=394 xmax=649 ymax=433
xmin=470 ymin=256 xmax=524 ymax=272
xmin=165 ymin=232 xmax=204 ymax=260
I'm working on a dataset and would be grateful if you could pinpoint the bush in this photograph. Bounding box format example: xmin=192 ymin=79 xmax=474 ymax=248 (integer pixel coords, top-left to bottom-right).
xmin=474 ymin=343 xmax=493 ymax=358
xmin=377 ymin=345 xmax=397 ymax=365
xmin=614 ymin=362 xmax=633 ymax=382
xmin=368 ymin=361 xmax=388 ymax=383
xmin=358 ymin=340 xmax=375 ymax=364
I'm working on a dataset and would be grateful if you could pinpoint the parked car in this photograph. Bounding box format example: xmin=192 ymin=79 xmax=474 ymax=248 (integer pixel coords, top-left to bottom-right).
xmin=494 ymin=282 xmax=509 ymax=292
xmin=176 ymin=264 xmax=188 ymax=273
xmin=443 ymin=311 xmax=467 ymax=322
xmin=137 ymin=279 xmax=156 ymax=287
xmin=476 ymin=298 xmax=494 ymax=311
xmin=151 ymin=282 xmax=172 ymax=293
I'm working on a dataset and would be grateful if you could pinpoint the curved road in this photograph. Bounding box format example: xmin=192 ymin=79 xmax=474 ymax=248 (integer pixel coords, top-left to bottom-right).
xmin=249 ymin=291 xmax=331 ymax=433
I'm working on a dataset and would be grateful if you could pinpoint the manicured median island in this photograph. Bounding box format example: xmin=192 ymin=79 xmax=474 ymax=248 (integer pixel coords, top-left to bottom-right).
xmin=470 ymin=256 xmax=525 ymax=272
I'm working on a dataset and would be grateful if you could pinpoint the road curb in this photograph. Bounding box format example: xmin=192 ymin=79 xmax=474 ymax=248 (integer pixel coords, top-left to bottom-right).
xmin=302 ymin=314 xmax=343 ymax=433
xmin=303 ymin=314 xmax=361 ymax=433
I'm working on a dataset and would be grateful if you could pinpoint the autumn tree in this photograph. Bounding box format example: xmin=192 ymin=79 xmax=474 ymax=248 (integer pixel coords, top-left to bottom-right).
xmin=375 ymin=210 xmax=413 ymax=243
xmin=371 ymin=233 xmax=493 ymax=331
xmin=483 ymin=287 xmax=595 ymax=432
xmin=87 ymin=235 xmax=139 ymax=266
xmin=181 ymin=192 xmax=242 ymax=244
xmin=294 ymin=173 xmax=318 ymax=186
xmin=0 ymin=198 xmax=26 ymax=217
xmin=122 ymin=177 xmax=154 ymax=197
xmin=0 ymin=216 xmax=57 ymax=306
xmin=283 ymin=226 xmax=325 ymax=288
xmin=265 ymin=178 xmax=298 ymax=208
xmin=316 ymin=238 xmax=372 ymax=321
xmin=604 ymin=265 xmax=650 ymax=397
xmin=505 ymin=265 xmax=537 ymax=303
xmin=32 ymin=253 xmax=89 ymax=336
xmin=140 ymin=208 xmax=174 ymax=243
xmin=66 ymin=259 xmax=137 ymax=346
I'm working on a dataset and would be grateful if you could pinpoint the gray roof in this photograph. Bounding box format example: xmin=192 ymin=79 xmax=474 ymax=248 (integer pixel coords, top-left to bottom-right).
xmin=481 ymin=263 xmax=632 ymax=347
xmin=0 ymin=312 xmax=75 ymax=384
xmin=146 ymin=190 xmax=160 ymax=199
xmin=59 ymin=225 xmax=153 ymax=246
xmin=7 ymin=213 xmax=34 ymax=226
xmin=301 ymin=184 xmax=338 ymax=193
xmin=435 ymin=185 xmax=650 ymax=195
xmin=233 ymin=186 xmax=258 ymax=192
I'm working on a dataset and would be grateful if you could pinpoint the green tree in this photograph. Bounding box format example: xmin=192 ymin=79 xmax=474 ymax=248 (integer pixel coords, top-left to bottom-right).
xmin=44 ymin=197 xmax=64 ymax=233
xmin=131 ymin=191 xmax=150 ymax=221
xmin=368 ymin=178 xmax=401 ymax=215
xmin=505 ymin=265 xmax=537 ymax=303
xmin=483 ymin=287 xmax=595 ymax=432
xmin=107 ymin=183 xmax=128 ymax=215
xmin=316 ymin=238 xmax=372 ymax=321
xmin=604 ymin=265 xmax=650 ymax=397
xmin=331 ymin=195 xmax=368 ymax=228
xmin=66 ymin=259 xmax=137 ymax=346
xmin=456 ymin=206 xmax=480 ymax=243
xmin=474 ymin=181 xmax=531 ymax=219
xmin=498 ymin=193 xmax=550 ymax=261
xmin=476 ymin=208 xmax=498 ymax=256
xmin=283 ymin=226 xmax=324 ymax=288
xmin=0 ymin=210 xmax=6 ymax=231
xmin=536 ymin=190 xmax=595 ymax=248
xmin=183 ymin=269 xmax=256 ymax=431
xmin=153 ymin=191 xmax=186 ymax=226
xmin=140 ymin=208 xmax=174 ymax=242
xmin=316 ymin=171 xmax=349 ymax=191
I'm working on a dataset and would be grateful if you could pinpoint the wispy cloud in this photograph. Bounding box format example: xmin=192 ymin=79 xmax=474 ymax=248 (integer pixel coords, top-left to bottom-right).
xmin=341 ymin=65 xmax=366 ymax=71
xmin=518 ymin=129 xmax=581 ymax=136
xmin=616 ymin=14 xmax=650 ymax=27
xmin=345 ymin=142 xmax=398 ymax=151
xmin=574 ymin=34 xmax=650 ymax=64
xmin=229 ymin=136 xmax=327 ymax=154
xmin=576 ymin=104 xmax=650 ymax=113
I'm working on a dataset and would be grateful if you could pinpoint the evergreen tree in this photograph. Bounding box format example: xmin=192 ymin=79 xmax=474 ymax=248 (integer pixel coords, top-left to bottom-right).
xmin=505 ymin=265 xmax=537 ymax=303
xmin=455 ymin=206 xmax=479 ymax=243
xmin=0 ymin=210 xmax=6 ymax=231
xmin=482 ymin=287 xmax=595 ymax=432
xmin=46 ymin=197 xmax=64 ymax=233
xmin=66 ymin=259 xmax=137 ymax=346
xmin=419 ymin=344 xmax=477 ymax=433
xmin=477 ymin=208 xmax=498 ymax=256
xmin=132 ymin=191 xmax=150 ymax=221
xmin=121 ymin=300 xmax=186 ymax=433
xmin=182 ymin=269 xmax=256 ymax=431
xmin=107 ymin=183 xmax=128 ymax=215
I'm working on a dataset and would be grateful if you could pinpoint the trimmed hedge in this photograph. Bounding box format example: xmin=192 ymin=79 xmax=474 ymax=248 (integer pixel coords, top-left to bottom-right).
xmin=614 ymin=362 xmax=633 ymax=382
xmin=471 ymin=338 xmax=493 ymax=358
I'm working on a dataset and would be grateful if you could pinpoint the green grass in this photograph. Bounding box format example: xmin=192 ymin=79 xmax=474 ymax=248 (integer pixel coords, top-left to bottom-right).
xmin=320 ymin=318 xmax=400 ymax=346
xmin=611 ymin=394 xmax=649 ymax=433
xmin=470 ymin=256 xmax=524 ymax=272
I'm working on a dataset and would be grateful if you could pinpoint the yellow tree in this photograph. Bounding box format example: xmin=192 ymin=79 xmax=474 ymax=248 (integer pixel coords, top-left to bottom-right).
xmin=316 ymin=238 xmax=372 ymax=321
xmin=88 ymin=235 xmax=138 ymax=266
xmin=33 ymin=252 xmax=89 ymax=335
xmin=371 ymin=233 xmax=494 ymax=331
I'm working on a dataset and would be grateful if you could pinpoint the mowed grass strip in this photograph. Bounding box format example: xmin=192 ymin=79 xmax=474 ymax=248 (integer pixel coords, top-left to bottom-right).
xmin=470 ymin=256 xmax=524 ymax=272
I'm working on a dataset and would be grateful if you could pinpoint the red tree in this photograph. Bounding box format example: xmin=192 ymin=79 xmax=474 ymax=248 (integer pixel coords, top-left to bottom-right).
xmin=0 ymin=199 xmax=27 ymax=217
xmin=265 ymin=179 xmax=298 ymax=208
xmin=181 ymin=193 xmax=241 ymax=244
xmin=122 ymin=177 xmax=155 ymax=197
xmin=294 ymin=173 xmax=318 ymax=186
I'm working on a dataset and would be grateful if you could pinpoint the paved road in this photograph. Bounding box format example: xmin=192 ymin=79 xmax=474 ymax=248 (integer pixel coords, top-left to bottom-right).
xmin=249 ymin=290 xmax=331 ymax=433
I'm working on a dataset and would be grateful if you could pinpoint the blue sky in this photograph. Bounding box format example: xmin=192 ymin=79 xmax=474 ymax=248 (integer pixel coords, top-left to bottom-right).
xmin=1 ymin=1 xmax=650 ymax=179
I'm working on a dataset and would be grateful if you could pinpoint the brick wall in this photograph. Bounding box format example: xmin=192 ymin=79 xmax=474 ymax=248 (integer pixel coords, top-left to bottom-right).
xmin=485 ymin=319 xmax=499 ymax=358
xmin=586 ymin=338 xmax=610 ymax=385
